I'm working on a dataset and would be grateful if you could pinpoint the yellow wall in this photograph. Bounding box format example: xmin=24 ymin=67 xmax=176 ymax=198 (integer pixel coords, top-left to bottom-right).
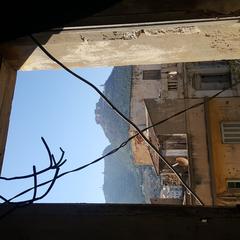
xmin=208 ymin=97 xmax=240 ymax=205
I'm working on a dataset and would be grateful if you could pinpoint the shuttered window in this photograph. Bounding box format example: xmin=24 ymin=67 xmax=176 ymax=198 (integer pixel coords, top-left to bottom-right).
xmin=167 ymin=71 xmax=178 ymax=91
xmin=221 ymin=122 xmax=240 ymax=144
xmin=159 ymin=134 xmax=188 ymax=157
xmin=168 ymin=79 xmax=178 ymax=91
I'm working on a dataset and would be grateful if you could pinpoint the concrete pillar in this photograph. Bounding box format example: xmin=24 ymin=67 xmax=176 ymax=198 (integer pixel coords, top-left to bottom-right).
xmin=0 ymin=58 xmax=16 ymax=173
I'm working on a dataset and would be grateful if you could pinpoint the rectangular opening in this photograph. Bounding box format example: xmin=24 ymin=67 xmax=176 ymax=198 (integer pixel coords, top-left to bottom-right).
xmin=227 ymin=180 xmax=240 ymax=190
xmin=159 ymin=134 xmax=188 ymax=158
xmin=193 ymin=72 xmax=231 ymax=90
xmin=1 ymin=59 xmax=240 ymax=208
xmin=221 ymin=121 xmax=240 ymax=144
xmin=143 ymin=70 xmax=161 ymax=80
xmin=167 ymin=72 xmax=178 ymax=91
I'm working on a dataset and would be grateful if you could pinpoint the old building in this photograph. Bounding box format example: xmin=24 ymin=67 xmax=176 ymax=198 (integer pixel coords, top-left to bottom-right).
xmin=1 ymin=1 xmax=240 ymax=238
xmin=130 ymin=61 xmax=240 ymax=206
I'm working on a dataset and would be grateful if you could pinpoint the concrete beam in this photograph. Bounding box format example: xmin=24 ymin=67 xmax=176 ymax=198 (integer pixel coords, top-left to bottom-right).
xmin=0 ymin=58 xmax=16 ymax=173
xmin=0 ymin=203 xmax=240 ymax=239
xmin=1 ymin=19 xmax=240 ymax=71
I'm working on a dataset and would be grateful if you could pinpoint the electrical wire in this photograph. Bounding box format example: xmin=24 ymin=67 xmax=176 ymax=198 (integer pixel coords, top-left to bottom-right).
xmin=1 ymin=34 xmax=239 ymax=221
xmin=2 ymin=39 xmax=240 ymax=208
xmin=29 ymin=34 xmax=204 ymax=205
xmin=5 ymin=76 xmax=240 ymax=205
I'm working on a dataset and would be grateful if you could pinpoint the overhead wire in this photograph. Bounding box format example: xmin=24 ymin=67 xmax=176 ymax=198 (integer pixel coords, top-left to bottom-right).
xmin=4 ymin=76 xmax=240 ymax=205
xmin=27 ymin=35 xmax=238 ymax=204
xmin=1 ymin=38 xmax=240 ymax=208
xmin=29 ymin=34 xmax=205 ymax=205
xmin=26 ymin=35 xmax=240 ymax=205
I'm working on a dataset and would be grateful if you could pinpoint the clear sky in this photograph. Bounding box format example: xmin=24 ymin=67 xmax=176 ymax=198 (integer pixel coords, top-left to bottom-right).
xmin=0 ymin=67 xmax=113 ymax=203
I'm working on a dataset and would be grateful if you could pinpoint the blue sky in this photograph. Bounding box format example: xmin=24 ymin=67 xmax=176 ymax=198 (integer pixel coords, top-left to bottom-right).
xmin=0 ymin=67 xmax=113 ymax=203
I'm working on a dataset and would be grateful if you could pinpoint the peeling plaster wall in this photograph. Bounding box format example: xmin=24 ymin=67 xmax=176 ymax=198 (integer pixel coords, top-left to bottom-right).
xmin=1 ymin=20 xmax=240 ymax=70
xmin=207 ymin=98 xmax=240 ymax=206
xmin=130 ymin=65 xmax=162 ymax=126
xmin=185 ymin=100 xmax=213 ymax=206
xmin=130 ymin=61 xmax=238 ymax=205
xmin=144 ymin=99 xmax=213 ymax=206
xmin=129 ymin=63 xmax=185 ymax=166
xmin=130 ymin=65 xmax=162 ymax=165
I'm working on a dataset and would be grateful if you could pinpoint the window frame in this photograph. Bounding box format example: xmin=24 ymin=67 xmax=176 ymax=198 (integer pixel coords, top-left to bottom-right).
xmin=227 ymin=179 xmax=240 ymax=191
xmin=192 ymin=72 xmax=231 ymax=91
xmin=142 ymin=69 xmax=161 ymax=80
xmin=220 ymin=121 xmax=240 ymax=144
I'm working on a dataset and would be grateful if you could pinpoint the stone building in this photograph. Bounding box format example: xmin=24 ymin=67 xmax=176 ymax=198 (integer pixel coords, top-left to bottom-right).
xmin=130 ymin=61 xmax=240 ymax=206
xmin=1 ymin=1 xmax=240 ymax=238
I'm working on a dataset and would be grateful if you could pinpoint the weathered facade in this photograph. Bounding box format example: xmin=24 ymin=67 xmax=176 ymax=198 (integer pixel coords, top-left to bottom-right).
xmin=207 ymin=98 xmax=240 ymax=206
xmin=1 ymin=1 xmax=240 ymax=238
xmin=130 ymin=61 xmax=240 ymax=206
xmin=1 ymin=12 xmax=240 ymax=175
xmin=2 ymin=19 xmax=240 ymax=71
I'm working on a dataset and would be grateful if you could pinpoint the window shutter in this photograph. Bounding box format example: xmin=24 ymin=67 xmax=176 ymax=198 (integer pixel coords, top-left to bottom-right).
xmin=221 ymin=122 xmax=240 ymax=143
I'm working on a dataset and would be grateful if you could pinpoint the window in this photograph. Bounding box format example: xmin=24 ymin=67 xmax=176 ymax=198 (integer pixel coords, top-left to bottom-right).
xmin=157 ymin=134 xmax=188 ymax=171
xmin=227 ymin=180 xmax=240 ymax=190
xmin=221 ymin=122 xmax=240 ymax=144
xmin=159 ymin=134 xmax=188 ymax=157
xmin=167 ymin=73 xmax=178 ymax=91
xmin=142 ymin=70 xmax=161 ymax=80
xmin=193 ymin=72 xmax=231 ymax=90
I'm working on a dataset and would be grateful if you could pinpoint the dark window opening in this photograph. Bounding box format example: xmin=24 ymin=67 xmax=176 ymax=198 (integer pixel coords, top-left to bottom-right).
xmin=193 ymin=72 xmax=231 ymax=90
xmin=143 ymin=70 xmax=161 ymax=80
xmin=227 ymin=180 xmax=240 ymax=189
